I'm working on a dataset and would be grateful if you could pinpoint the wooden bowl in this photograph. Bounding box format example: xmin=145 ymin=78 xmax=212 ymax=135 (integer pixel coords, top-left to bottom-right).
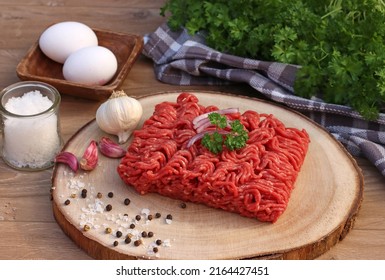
xmin=16 ymin=28 xmax=144 ymax=100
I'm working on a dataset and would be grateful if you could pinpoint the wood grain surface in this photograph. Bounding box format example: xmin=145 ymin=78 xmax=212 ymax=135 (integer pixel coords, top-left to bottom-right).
xmin=51 ymin=92 xmax=363 ymax=259
xmin=0 ymin=0 xmax=385 ymax=260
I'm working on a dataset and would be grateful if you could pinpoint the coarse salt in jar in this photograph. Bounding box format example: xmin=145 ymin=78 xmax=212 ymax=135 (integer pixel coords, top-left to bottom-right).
xmin=0 ymin=81 xmax=63 ymax=171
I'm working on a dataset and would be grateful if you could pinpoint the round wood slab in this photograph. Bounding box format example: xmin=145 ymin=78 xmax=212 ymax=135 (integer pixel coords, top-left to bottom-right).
xmin=51 ymin=91 xmax=363 ymax=259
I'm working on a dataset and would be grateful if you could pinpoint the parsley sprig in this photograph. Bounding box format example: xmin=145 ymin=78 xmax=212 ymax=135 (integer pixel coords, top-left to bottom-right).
xmin=161 ymin=0 xmax=385 ymax=120
xmin=201 ymin=113 xmax=248 ymax=154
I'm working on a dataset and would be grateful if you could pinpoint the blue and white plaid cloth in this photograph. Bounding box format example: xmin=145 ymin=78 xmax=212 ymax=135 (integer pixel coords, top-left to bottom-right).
xmin=143 ymin=23 xmax=385 ymax=177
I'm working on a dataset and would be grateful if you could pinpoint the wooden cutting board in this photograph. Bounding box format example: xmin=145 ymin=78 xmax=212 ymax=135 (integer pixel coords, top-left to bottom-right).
xmin=51 ymin=91 xmax=363 ymax=259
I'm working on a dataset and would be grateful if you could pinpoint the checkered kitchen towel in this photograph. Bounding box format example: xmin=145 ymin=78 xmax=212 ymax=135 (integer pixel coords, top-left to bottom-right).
xmin=143 ymin=23 xmax=385 ymax=177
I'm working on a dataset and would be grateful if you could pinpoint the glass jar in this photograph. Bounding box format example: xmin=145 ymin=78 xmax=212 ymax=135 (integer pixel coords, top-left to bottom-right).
xmin=0 ymin=81 xmax=63 ymax=171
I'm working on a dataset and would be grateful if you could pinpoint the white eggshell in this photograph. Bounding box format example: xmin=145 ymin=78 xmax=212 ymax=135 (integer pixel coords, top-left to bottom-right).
xmin=62 ymin=46 xmax=118 ymax=85
xmin=39 ymin=21 xmax=98 ymax=63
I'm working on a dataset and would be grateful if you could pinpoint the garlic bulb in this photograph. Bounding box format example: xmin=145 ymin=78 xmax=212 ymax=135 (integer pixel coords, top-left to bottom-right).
xmin=96 ymin=90 xmax=143 ymax=144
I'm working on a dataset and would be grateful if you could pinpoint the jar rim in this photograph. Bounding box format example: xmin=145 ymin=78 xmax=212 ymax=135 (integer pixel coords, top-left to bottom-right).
xmin=0 ymin=81 xmax=61 ymax=118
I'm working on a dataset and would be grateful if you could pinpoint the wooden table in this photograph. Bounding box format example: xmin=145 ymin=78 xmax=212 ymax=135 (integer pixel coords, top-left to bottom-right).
xmin=0 ymin=0 xmax=384 ymax=260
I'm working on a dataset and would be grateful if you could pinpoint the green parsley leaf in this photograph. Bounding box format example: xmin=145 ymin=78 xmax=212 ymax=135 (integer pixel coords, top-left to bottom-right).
xmin=208 ymin=112 xmax=227 ymax=129
xmin=201 ymin=132 xmax=224 ymax=154
xmin=225 ymin=120 xmax=249 ymax=151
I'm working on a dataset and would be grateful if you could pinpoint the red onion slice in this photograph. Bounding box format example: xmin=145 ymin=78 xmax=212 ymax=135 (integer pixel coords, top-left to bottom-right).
xmin=195 ymin=119 xmax=232 ymax=133
xmin=192 ymin=108 xmax=239 ymax=127
xmin=186 ymin=130 xmax=229 ymax=148
xmin=193 ymin=117 xmax=211 ymax=130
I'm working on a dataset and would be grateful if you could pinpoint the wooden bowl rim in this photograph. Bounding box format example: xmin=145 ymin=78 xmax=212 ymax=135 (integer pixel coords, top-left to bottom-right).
xmin=16 ymin=27 xmax=144 ymax=99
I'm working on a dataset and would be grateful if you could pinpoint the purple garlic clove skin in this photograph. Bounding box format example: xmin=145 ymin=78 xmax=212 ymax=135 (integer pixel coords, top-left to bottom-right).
xmin=55 ymin=151 xmax=79 ymax=172
xmin=98 ymin=136 xmax=126 ymax=158
xmin=80 ymin=140 xmax=98 ymax=171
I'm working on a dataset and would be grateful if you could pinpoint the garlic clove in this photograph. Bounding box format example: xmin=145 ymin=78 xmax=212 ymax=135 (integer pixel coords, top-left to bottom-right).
xmin=79 ymin=140 xmax=98 ymax=171
xmin=99 ymin=136 xmax=126 ymax=158
xmin=55 ymin=151 xmax=79 ymax=172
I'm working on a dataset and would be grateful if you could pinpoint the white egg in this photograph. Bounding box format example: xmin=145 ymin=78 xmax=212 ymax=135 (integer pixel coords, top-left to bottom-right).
xmin=39 ymin=21 xmax=98 ymax=63
xmin=62 ymin=46 xmax=118 ymax=85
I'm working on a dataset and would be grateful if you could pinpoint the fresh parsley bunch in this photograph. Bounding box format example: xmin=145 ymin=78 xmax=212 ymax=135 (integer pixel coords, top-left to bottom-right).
xmin=161 ymin=0 xmax=385 ymax=120
xmin=201 ymin=113 xmax=248 ymax=154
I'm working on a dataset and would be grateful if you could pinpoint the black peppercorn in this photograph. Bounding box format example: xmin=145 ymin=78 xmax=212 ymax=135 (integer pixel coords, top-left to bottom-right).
xmin=166 ymin=214 xmax=173 ymax=220
xmin=148 ymin=231 xmax=154 ymax=238
xmin=108 ymin=192 xmax=114 ymax=198
xmin=156 ymin=239 xmax=162 ymax=246
xmin=135 ymin=215 xmax=141 ymax=221
xmin=141 ymin=231 xmax=147 ymax=238
xmin=147 ymin=214 xmax=153 ymax=221
xmin=106 ymin=204 xmax=112 ymax=211
xmin=81 ymin=189 xmax=87 ymax=198
xmin=124 ymin=198 xmax=130 ymax=205
xmin=113 ymin=241 xmax=119 ymax=247
xmin=64 ymin=199 xmax=70 ymax=205
xmin=129 ymin=223 xmax=135 ymax=229
xmin=116 ymin=231 xmax=122 ymax=238
xmin=125 ymin=237 xmax=131 ymax=244
xmin=155 ymin=212 xmax=161 ymax=218
xmin=134 ymin=240 xmax=142 ymax=247
xmin=180 ymin=202 xmax=187 ymax=209
xmin=153 ymin=247 xmax=159 ymax=253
